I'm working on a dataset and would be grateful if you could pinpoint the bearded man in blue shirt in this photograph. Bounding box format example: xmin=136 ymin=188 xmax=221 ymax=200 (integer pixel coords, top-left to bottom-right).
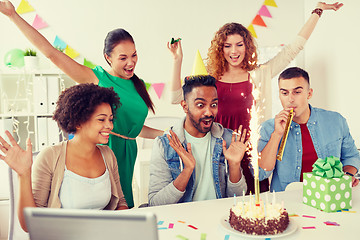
xmin=257 ymin=67 xmax=360 ymax=192
xmin=148 ymin=75 xmax=248 ymax=206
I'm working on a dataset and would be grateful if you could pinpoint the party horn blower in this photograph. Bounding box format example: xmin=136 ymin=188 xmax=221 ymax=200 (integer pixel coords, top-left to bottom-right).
xmin=276 ymin=109 xmax=294 ymax=161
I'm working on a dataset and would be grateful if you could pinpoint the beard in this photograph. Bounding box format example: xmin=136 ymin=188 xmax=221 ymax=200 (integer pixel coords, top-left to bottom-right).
xmin=188 ymin=110 xmax=215 ymax=134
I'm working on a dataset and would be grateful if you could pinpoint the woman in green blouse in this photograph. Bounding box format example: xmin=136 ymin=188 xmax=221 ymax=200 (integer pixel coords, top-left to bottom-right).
xmin=0 ymin=0 xmax=163 ymax=208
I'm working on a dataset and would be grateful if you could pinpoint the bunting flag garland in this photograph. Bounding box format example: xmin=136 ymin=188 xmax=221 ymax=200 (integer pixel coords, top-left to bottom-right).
xmin=264 ymin=0 xmax=278 ymax=8
xmin=258 ymin=5 xmax=272 ymax=18
xmin=247 ymin=0 xmax=277 ymax=38
xmin=247 ymin=24 xmax=258 ymax=38
xmin=83 ymin=58 xmax=97 ymax=69
xmin=252 ymin=15 xmax=267 ymax=27
xmin=32 ymin=14 xmax=48 ymax=30
xmin=64 ymin=45 xmax=80 ymax=59
xmin=145 ymin=82 xmax=151 ymax=91
xmin=53 ymin=36 xmax=67 ymax=50
xmin=17 ymin=2 xmax=86 ymax=64
xmin=152 ymin=83 xmax=165 ymax=99
xmin=16 ymin=0 xmax=34 ymax=14
xmin=8 ymin=0 xmax=280 ymax=148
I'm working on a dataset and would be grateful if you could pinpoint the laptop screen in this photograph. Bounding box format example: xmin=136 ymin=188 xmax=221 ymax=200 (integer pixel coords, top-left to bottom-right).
xmin=24 ymin=207 xmax=159 ymax=240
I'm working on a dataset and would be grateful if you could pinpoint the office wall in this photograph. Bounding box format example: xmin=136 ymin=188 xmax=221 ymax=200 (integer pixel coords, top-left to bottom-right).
xmin=0 ymin=0 xmax=358 ymax=147
xmin=303 ymin=0 xmax=360 ymax=147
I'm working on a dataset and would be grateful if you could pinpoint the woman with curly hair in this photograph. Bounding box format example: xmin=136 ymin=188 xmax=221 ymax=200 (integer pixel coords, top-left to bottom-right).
xmin=0 ymin=84 xmax=128 ymax=232
xmin=168 ymin=2 xmax=343 ymax=194
xmin=0 ymin=0 xmax=164 ymax=208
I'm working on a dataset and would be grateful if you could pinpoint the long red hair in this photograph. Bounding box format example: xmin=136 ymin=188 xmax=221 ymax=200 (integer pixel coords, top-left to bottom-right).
xmin=207 ymin=23 xmax=258 ymax=80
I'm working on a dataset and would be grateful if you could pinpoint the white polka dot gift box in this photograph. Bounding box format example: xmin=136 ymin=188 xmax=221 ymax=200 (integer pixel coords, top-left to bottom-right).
xmin=303 ymin=156 xmax=352 ymax=213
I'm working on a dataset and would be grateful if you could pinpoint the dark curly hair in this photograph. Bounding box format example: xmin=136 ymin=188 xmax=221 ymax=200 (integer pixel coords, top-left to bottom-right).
xmin=53 ymin=83 xmax=121 ymax=133
xmin=207 ymin=23 xmax=258 ymax=80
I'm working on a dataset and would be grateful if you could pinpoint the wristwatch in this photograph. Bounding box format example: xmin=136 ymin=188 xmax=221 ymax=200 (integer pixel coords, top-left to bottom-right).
xmin=344 ymin=171 xmax=354 ymax=177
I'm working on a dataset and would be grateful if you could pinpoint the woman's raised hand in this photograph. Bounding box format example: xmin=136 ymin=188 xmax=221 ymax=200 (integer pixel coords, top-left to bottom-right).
xmin=317 ymin=2 xmax=343 ymax=11
xmin=0 ymin=0 xmax=16 ymax=17
xmin=0 ymin=131 xmax=33 ymax=177
xmin=167 ymin=38 xmax=183 ymax=61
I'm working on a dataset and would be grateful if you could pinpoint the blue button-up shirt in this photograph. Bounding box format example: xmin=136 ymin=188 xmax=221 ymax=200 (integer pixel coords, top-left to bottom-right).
xmin=257 ymin=105 xmax=360 ymax=192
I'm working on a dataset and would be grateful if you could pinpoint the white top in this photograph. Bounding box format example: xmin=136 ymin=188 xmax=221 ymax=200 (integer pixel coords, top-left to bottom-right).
xmin=184 ymin=130 xmax=216 ymax=201
xmin=59 ymin=152 xmax=111 ymax=209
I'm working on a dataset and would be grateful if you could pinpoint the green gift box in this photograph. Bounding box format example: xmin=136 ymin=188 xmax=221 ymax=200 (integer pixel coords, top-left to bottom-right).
xmin=303 ymin=173 xmax=352 ymax=212
xmin=302 ymin=156 xmax=352 ymax=212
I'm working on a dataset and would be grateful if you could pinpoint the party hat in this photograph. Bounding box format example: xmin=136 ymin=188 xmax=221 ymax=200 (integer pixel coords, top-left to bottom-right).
xmin=191 ymin=50 xmax=208 ymax=75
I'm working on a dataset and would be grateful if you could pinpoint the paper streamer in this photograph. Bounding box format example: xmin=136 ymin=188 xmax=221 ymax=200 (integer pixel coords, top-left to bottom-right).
xmin=152 ymin=83 xmax=165 ymax=99
xmin=16 ymin=0 xmax=34 ymax=14
xmin=176 ymin=235 xmax=188 ymax=240
xmin=32 ymin=14 xmax=48 ymax=30
xmin=302 ymin=215 xmax=316 ymax=219
xmin=289 ymin=214 xmax=299 ymax=217
xmin=341 ymin=210 xmax=356 ymax=213
xmin=188 ymin=224 xmax=198 ymax=230
xmin=324 ymin=221 xmax=340 ymax=226
xmin=302 ymin=226 xmax=316 ymax=229
xmin=258 ymin=5 xmax=272 ymax=18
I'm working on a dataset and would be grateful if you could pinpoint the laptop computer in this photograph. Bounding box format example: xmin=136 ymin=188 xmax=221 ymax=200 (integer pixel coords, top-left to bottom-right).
xmin=24 ymin=207 xmax=159 ymax=240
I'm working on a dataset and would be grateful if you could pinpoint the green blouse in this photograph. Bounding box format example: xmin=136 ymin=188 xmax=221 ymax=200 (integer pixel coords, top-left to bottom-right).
xmin=93 ymin=66 xmax=148 ymax=208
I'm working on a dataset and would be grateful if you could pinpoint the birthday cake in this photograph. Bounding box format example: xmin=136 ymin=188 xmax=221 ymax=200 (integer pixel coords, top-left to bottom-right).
xmin=229 ymin=201 xmax=289 ymax=235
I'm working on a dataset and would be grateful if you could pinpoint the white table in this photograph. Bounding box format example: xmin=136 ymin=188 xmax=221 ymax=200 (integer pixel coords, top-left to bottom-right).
xmin=132 ymin=186 xmax=360 ymax=240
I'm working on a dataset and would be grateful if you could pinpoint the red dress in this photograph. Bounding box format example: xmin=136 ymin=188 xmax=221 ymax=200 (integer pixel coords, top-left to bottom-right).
xmin=215 ymin=80 xmax=269 ymax=194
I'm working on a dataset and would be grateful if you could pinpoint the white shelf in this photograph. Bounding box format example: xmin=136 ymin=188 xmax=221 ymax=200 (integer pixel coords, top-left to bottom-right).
xmin=0 ymin=113 xmax=54 ymax=118
xmin=0 ymin=69 xmax=75 ymax=151
xmin=0 ymin=67 xmax=65 ymax=75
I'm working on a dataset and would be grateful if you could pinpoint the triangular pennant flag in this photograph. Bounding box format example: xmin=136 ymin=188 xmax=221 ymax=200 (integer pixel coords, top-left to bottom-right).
xmin=152 ymin=83 xmax=165 ymax=99
xmin=191 ymin=50 xmax=208 ymax=76
xmin=252 ymin=15 xmax=267 ymax=27
xmin=258 ymin=5 xmax=272 ymax=18
xmin=64 ymin=45 xmax=80 ymax=59
xmin=247 ymin=24 xmax=257 ymax=38
xmin=32 ymin=14 xmax=48 ymax=30
xmin=83 ymin=58 xmax=97 ymax=69
xmin=53 ymin=36 xmax=67 ymax=50
xmin=145 ymin=82 xmax=151 ymax=91
xmin=16 ymin=0 xmax=35 ymax=14
xmin=263 ymin=0 xmax=278 ymax=7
